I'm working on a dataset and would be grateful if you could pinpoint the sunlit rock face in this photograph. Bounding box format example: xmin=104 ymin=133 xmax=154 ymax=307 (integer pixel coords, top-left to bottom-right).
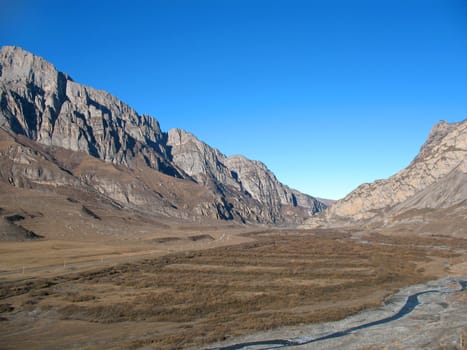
xmin=304 ymin=119 xmax=466 ymax=232
xmin=0 ymin=46 xmax=327 ymax=224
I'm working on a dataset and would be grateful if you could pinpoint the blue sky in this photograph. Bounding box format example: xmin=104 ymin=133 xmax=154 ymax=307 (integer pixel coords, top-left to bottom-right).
xmin=2 ymin=0 xmax=466 ymax=199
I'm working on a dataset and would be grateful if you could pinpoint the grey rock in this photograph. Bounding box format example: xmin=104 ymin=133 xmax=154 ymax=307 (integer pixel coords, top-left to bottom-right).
xmin=0 ymin=46 xmax=327 ymax=224
xmin=167 ymin=128 xmax=240 ymax=189
xmin=167 ymin=129 xmax=327 ymax=223
xmin=304 ymin=119 xmax=467 ymax=228
xmin=225 ymin=155 xmax=325 ymax=215
xmin=0 ymin=46 xmax=180 ymax=176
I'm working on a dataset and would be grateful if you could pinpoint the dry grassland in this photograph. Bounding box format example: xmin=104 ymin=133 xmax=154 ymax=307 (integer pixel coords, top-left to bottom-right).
xmin=0 ymin=230 xmax=465 ymax=350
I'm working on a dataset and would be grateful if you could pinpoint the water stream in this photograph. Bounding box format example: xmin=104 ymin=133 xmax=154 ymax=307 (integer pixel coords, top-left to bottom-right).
xmin=207 ymin=279 xmax=467 ymax=350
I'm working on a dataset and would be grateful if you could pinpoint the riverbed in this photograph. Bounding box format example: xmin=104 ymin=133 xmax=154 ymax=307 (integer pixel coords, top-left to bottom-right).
xmin=203 ymin=277 xmax=467 ymax=350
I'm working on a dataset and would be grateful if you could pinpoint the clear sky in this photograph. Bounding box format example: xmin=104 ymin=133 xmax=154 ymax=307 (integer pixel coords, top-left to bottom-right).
xmin=2 ymin=0 xmax=466 ymax=199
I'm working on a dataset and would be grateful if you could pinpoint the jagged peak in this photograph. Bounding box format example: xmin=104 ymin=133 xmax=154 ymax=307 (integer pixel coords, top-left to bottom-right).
xmin=426 ymin=120 xmax=454 ymax=143
xmin=226 ymin=154 xmax=270 ymax=171
xmin=428 ymin=119 xmax=465 ymax=140
xmin=305 ymin=118 xmax=467 ymax=226
xmin=0 ymin=46 xmax=66 ymax=77
xmin=1 ymin=45 xmax=28 ymax=53
xmin=167 ymin=128 xmax=228 ymax=159
xmin=0 ymin=45 xmax=70 ymax=83
xmin=0 ymin=45 xmax=327 ymax=224
xmin=412 ymin=118 xmax=466 ymax=164
xmin=167 ymin=128 xmax=198 ymax=143
xmin=1 ymin=45 xmax=38 ymax=59
xmin=166 ymin=132 xmax=270 ymax=171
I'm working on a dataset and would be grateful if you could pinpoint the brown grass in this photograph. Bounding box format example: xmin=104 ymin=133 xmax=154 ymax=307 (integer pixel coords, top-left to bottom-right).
xmin=0 ymin=230 xmax=463 ymax=350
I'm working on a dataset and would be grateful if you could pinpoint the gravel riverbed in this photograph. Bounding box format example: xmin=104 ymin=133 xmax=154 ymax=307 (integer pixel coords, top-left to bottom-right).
xmin=202 ymin=277 xmax=467 ymax=350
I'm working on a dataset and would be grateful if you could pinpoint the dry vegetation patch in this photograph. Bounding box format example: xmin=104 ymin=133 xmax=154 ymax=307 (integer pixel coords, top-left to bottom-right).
xmin=0 ymin=231 xmax=462 ymax=350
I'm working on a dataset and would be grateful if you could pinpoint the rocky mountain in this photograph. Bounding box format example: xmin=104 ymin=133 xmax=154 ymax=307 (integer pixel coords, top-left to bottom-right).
xmin=167 ymin=129 xmax=326 ymax=221
xmin=0 ymin=45 xmax=179 ymax=176
xmin=0 ymin=45 xmax=326 ymax=226
xmin=304 ymin=119 xmax=467 ymax=235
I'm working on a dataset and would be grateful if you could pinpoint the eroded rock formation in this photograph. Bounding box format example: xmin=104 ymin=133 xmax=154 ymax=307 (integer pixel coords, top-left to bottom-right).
xmin=0 ymin=46 xmax=326 ymax=224
xmin=305 ymin=119 xmax=467 ymax=233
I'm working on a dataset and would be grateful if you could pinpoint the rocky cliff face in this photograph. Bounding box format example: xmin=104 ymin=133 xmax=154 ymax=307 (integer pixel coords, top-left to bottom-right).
xmin=166 ymin=128 xmax=240 ymax=189
xmin=224 ymin=155 xmax=326 ymax=214
xmin=167 ymin=129 xmax=326 ymax=220
xmin=0 ymin=46 xmax=326 ymax=224
xmin=0 ymin=46 xmax=180 ymax=176
xmin=305 ymin=119 xmax=467 ymax=230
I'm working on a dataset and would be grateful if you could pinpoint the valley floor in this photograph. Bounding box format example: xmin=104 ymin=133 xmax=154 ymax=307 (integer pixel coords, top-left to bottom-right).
xmin=0 ymin=227 xmax=466 ymax=350
xmin=201 ymin=275 xmax=467 ymax=350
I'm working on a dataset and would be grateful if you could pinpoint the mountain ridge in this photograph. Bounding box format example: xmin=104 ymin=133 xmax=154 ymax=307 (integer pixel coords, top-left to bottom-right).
xmin=303 ymin=118 xmax=467 ymax=235
xmin=167 ymin=128 xmax=326 ymax=219
xmin=0 ymin=45 xmax=327 ymax=225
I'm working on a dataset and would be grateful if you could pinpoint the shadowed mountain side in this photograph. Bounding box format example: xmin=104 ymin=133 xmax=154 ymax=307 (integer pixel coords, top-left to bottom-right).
xmin=0 ymin=216 xmax=42 ymax=241
xmin=0 ymin=129 xmax=253 ymax=224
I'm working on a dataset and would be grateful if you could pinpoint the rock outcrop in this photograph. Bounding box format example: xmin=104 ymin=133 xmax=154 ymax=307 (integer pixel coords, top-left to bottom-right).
xmin=305 ymin=119 xmax=467 ymax=231
xmin=0 ymin=216 xmax=42 ymax=241
xmin=167 ymin=129 xmax=326 ymax=222
xmin=0 ymin=46 xmax=327 ymax=224
xmin=0 ymin=46 xmax=180 ymax=176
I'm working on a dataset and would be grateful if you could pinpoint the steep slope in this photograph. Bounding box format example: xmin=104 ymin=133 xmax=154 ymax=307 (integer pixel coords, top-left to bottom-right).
xmin=305 ymin=119 xmax=467 ymax=231
xmin=0 ymin=45 xmax=180 ymax=177
xmin=224 ymin=155 xmax=325 ymax=215
xmin=0 ymin=46 xmax=326 ymax=225
xmin=167 ymin=128 xmax=326 ymax=223
xmin=391 ymin=163 xmax=467 ymax=212
xmin=0 ymin=216 xmax=42 ymax=241
xmin=0 ymin=126 xmax=262 ymax=227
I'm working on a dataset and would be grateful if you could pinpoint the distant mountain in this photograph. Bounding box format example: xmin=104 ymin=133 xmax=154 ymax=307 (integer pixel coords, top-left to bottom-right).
xmin=167 ymin=128 xmax=326 ymax=222
xmin=0 ymin=46 xmax=327 ymax=226
xmin=304 ymin=119 xmax=467 ymax=235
